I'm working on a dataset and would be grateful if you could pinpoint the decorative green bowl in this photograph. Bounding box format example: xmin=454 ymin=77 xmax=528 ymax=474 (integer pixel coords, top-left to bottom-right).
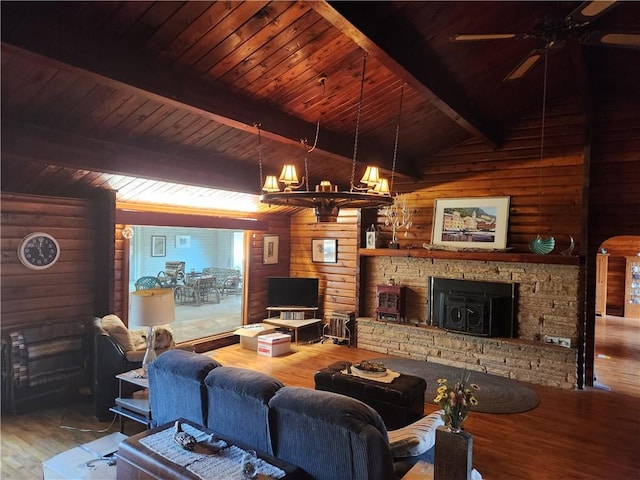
xmin=529 ymin=235 xmax=555 ymax=254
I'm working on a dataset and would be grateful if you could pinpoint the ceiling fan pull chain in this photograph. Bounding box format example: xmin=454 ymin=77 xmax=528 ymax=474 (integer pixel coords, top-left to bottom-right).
xmin=536 ymin=50 xmax=549 ymax=234
xmin=350 ymin=54 xmax=367 ymax=192
xmin=256 ymin=123 xmax=263 ymax=190
xmin=390 ymin=83 xmax=405 ymax=194
xmin=303 ymin=139 xmax=310 ymax=191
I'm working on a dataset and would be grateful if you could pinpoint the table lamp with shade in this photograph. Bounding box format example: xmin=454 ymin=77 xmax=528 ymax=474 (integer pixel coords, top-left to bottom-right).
xmin=129 ymin=288 xmax=175 ymax=371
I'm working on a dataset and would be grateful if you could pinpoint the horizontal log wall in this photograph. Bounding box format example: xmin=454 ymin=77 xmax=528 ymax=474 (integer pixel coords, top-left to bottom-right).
xmin=380 ymin=98 xmax=585 ymax=254
xmin=246 ymin=218 xmax=292 ymax=323
xmin=1 ymin=192 xmax=98 ymax=330
xmin=289 ymin=208 xmax=361 ymax=318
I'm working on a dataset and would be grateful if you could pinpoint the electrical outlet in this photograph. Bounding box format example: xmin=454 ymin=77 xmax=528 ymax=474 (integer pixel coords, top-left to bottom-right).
xmin=543 ymin=335 xmax=572 ymax=348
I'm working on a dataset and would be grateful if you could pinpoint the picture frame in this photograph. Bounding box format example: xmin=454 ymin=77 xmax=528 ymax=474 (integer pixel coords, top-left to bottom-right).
xmin=312 ymin=238 xmax=337 ymax=263
xmin=431 ymin=196 xmax=510 ymax=250
xmin=151 ymin=236 xmax=166 ymax=257
xmin=263 ymin=235 xmax=279 ymax=265
xmin=176 ymin=235 xmax=191 ymax=248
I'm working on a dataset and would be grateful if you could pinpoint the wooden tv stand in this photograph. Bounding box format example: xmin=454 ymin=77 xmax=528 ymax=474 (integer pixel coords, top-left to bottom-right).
xmin=264 ymin=307 xmax=321 ymax=344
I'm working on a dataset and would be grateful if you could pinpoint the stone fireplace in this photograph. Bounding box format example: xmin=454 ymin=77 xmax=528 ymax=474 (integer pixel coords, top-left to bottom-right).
xmin=428 ymin=277 xmax=516 ymax=338
xmin=358 ymin=255 xmax=580 ymax=389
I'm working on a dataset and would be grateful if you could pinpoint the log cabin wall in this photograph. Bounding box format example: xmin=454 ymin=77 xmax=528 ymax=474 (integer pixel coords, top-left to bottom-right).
xmin=599 ymin=236 xmax=640 ymax=316
xmin=246 ymin=219 xmax=291 ymax=323
xmin=375 ymin=97 xmax=586 ymax=252
xmin=289 ymin=208 xmax=362 ymax=318
xmin=0 ymin=192 xmax=108 ymax=329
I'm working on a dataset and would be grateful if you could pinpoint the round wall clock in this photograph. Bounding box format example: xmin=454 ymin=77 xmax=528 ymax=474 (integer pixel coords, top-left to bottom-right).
xmin=18 ymin=232 xmax=60 ymax=270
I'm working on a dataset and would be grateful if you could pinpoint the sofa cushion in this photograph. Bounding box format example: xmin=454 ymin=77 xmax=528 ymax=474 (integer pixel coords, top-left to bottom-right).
xmin=205 ymin=366 xmax=284 ymax=454
xmin=269 ymin=387 xmax=395 ymax=480
xmin=148 ymin=350 xmax=221 ymax=427
xmin=387 ymin=409 xmax=445 ymax=457
xmin=101 ymin=315 xmax=135 ymax=352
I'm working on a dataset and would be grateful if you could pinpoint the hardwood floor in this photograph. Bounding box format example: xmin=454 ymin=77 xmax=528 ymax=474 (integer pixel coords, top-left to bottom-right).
xmin=2 ymin=315 xmax=638 ymax=479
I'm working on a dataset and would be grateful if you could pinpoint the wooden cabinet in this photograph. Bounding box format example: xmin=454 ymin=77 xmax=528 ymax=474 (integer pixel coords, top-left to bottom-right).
xmin=376 ymin=285 xmax=406 ymax=323
xmin=596 ymin=253 xmax=609 ymax=316
xmin=625 ymin=256 xmax=640 ymax=318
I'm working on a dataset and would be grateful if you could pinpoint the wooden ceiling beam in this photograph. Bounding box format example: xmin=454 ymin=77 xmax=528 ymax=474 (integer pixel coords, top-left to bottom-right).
xmin=1 ymin=16 xmax=417 ymax=179
xmin=311 ymin=1 xmax=502 ymax=150
xmin=1 ymin=121 xmax=259 ymax=194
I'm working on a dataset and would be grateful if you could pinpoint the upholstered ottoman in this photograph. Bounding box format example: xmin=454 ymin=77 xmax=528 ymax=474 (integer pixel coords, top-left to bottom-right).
xmin=314 ymin=361 xmax=426 ymax=429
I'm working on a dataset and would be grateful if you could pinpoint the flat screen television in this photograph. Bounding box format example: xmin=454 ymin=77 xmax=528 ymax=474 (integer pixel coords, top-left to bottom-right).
xmin=267 ymin=277 xmax=319 ymax=308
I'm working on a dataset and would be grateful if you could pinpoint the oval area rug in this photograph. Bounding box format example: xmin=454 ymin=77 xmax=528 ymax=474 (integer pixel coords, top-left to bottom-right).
xmin=368 ymin=357 xmax=539 ymax=414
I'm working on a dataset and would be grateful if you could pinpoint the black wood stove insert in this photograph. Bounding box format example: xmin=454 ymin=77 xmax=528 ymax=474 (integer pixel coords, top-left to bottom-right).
xmin=428 ymin=277 xmax=517 ymax=338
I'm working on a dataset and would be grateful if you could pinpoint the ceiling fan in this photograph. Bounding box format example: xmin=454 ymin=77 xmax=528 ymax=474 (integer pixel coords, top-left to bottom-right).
xmin=452 ymin=0 xmax=640 ymax=81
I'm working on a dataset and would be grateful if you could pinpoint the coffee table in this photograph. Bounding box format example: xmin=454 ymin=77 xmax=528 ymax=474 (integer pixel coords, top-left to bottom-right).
xmin=263 ymin=318 xmax=322 ymax=344
xmin=116 ymin=417 xmax=304 ymax=479
xmin=314 ymin=361 xmax=426 ymax=429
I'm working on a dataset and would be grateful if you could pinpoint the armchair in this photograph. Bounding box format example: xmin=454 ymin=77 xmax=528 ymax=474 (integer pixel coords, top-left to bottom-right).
xmin=135 ymin=276 xmax=163 ymax=290
xmin=92 ymin=314 xmax=174 ymax=421
xmin=157 ymin=261 xmax=186 ymax=287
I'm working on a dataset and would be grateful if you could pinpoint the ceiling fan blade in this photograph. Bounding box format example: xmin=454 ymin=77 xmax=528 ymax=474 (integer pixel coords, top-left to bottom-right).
xmin=566 ymin=0 xmax=619 ymax=26
xmin=452 ymin=33 xmax=519 ymax=41
xmin=503 ymin=51 xmax=543 ymax=81
xmin=581 ymin=31 xmax=640 ymax=48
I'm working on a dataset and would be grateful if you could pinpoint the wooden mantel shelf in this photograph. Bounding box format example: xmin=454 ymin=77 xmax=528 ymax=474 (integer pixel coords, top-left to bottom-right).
xmin=359 ymin=248 xmax=579 ymax=265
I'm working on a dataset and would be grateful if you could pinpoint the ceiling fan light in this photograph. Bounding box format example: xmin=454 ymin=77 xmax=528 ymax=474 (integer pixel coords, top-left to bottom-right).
xmin=262 ymin=175 xmax=280 ymax=193
xmin=360 ymin=165 xmax=380 ymax=185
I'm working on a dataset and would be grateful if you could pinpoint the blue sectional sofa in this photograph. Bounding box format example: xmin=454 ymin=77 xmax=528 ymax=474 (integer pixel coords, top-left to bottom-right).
xmin=148 ymin=350 xmax=441 ymax=480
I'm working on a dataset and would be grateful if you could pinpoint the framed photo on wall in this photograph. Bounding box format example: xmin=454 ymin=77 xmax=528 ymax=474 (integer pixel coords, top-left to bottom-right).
xmin=151 ymin=236 xmax=166 ymax=257
xmin=312 ymin=238 xmax=337 ymax=263
xmin=431 ymin=196 xmax=510 ymax=250
xmin=263 ymin=235 xmax=279 ymax=264
xmin=176 ymin=235 xmax=191 ymax=248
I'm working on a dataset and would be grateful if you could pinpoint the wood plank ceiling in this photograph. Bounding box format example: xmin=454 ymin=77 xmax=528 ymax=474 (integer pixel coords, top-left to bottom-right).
xmin=1 ymin=1 xmax=639 ymax=214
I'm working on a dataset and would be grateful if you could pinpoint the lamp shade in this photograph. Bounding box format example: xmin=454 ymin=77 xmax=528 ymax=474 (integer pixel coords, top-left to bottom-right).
xmin=279 ymin=164 xmax=299 ymax=184
xmin=373 ymin=178 xmax=390 ymax=195
xmin=130 ymin=288 xmax=175 ymax=327
xmin=360 ymin=166 xmax=380 ymax=185
xmin=262 ymin=175 xmax=280 ymax=193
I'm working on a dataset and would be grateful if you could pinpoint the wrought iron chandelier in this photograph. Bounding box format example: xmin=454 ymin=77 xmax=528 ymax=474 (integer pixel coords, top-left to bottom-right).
xmin=258 ymin=55 xmax=401 ymax=222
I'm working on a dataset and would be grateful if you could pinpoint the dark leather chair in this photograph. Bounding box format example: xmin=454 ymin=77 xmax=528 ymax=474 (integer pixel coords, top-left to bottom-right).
xmin=92 ymin=315 xmax=174 ymax=421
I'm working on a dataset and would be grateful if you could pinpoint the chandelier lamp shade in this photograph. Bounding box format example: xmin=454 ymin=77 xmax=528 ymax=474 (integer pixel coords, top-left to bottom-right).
xmin=129 ymin=288 xmax=175 ymax=371
xmin=258 ymin=55 xmax=400 ymax=222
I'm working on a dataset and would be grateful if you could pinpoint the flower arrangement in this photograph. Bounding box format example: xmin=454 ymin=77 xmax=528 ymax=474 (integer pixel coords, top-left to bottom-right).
xmin=433 ymin=370 xmax=479 ymax=432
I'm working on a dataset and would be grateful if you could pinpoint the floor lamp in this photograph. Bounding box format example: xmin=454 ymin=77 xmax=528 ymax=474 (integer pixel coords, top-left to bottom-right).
xmin=130 ymin=288 xmax=175 ymax=372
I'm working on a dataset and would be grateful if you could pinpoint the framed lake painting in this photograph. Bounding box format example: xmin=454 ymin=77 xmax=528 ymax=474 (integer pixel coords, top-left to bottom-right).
xmin=431 ymin=197 xmax=510 ymax=250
